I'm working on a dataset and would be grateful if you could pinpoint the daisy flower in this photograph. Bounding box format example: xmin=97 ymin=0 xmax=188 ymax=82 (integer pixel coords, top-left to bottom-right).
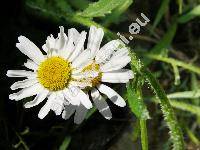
xmin=62 ymin=26 xmax=134 ymax=122
xmin=6 ymin=26 xmax=97 ymax=120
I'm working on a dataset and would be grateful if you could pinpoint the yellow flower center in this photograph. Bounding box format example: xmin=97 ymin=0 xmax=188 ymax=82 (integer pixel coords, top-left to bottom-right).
xmin=82 ymin=62 xmax=102 ymax=87
xmin=37 ymin=56 xmax=71 ymax=91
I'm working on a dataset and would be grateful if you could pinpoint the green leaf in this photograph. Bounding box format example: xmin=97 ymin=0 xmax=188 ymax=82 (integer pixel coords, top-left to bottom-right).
xmin=151 ymin=23 xmax=177 ymax=55
xmin=169 ymin=100 xmax=200 ymax=117
xmin=151 ymin=0 xmax=170 ymax=32
xmin=59 ymin=136 xmax=71 ymax=150
xmin=55 ymin=0 xmax=73 ymax=13
xmin=26 ymin=0 xmax=73 ymax=15
xmin=79 ymin=0 xmax=127 ymax=17
xmin=143 ymin=70 xmax=184 ymax=150
xmin=127 ymin=83 xmax=150 ymax=120
xmin=179 ymin=5 xmax=200 ymax=23
xmin=102 ymin=0 xmax=133 ymax=26
xmin=167 ymin=90 xmax=200 ymax=99
xmin=185 ymin=127 xmax=200 ymax=145
xmin=127 ymin=77 xmax=149 ymax=150
xmin=68 ymin=0 xmax=90 ymax=10
xmin=145 ymin=23 xmax=177 ymax=65
xmin=146 ymin=53 xmax=200 ymax=75
xmin=85 ymin=107 xmax=96 ymax=119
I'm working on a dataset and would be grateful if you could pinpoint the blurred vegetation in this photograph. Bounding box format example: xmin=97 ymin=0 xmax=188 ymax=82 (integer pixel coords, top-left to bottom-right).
xmin=0 ymin=0 xmax=200 ymax=149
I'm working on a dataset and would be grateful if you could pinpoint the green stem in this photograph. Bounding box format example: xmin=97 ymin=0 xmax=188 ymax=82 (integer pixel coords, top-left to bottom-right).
xmin=143 ymin=69 xmax=184 ymax=150
xmin=146 ymin=54 xmax=200 ymax=75
xmin=140 ymin=119 xmax=148 ymax=150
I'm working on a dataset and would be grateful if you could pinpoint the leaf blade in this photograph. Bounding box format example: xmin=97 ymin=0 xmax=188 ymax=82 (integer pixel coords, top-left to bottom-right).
xmin=127 ymin=83 xmax=150 ymax=120
xmin=79 ymin=0 xmax=127 ymax=17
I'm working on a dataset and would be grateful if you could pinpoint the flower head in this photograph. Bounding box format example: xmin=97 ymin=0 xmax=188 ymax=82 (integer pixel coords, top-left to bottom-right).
xmin=7 ymin=26 xmax=97 ymax=120
xmin=62 ymin=26 xmax=134 ymax=123
xmin=7 ymin=26 xmax=133 ymax=124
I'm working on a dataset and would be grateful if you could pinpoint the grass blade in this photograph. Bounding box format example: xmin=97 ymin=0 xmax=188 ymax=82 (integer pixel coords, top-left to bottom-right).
xmin=145 ymin=23 xmax=177 ymax=65
xmin=59 ymin=136 xmax=71 ymax=150
xmin=178 ymin=5 xmax=200 ymax=23
xmin=151 ymin=0 xmax=170 ymax=32
xmin=170 ymin=100 xmax=200 ymax=117
xmin=146 ymin=53 xmax=200 ymax=75
xmin=168 ymin=90 xmax=200 ymax=99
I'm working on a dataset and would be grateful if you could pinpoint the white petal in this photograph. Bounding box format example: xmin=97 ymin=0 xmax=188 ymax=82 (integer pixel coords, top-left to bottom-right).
xmin=87 ymin=26 xmax=104 ymax=58
xmin=100 ymin=56 xmax=131 ymax=72
xmin=38 ymin=93 xmax=56 ymax=119
xmin=42 ymin=34 xmax=56 ymax=53
xmin=44 ymin=35 xmax=56 ymax=52
xmin=62 ymin=87 xmax=81 ymax=106
xmin=69 ymin=31 xmax=87 ymax=62
xmin=6 ymin=70 xmax=35 ymax=78
xmin=10 ymin=78 xmax=38 ymax=90
xmin=62 ymin=104 xmax=76 ymax=119
xmin=51 ymin=92 xmax=65 ymax=115
xmin=24 ymin=89 xmax=48 ymax=108
xmin=70 ymin=81 xmax=92 ymax=88
xmin=95 ymin=40 xmax=122 ymax=64
xmin=72 ymin=71 xmax=98 ymax=80
xmin=72 ymin=49 xmax=93 ymax=68
xmin=59 ymin=28 xmax=76 ymax=59
xmin=74 ymin=104 xmax=88 ymax=124
xmin=101 ymin=69 xmax=134 ymax=83
xmin=70 ymin=28 xmax=80 ymax=45
xmin=91 ymin=89 xmax=112 ymax=120
xmin=51 ymin=100 xmax=64 ymax=116
xmin=17 ymin=36 xmax=44 ymax=64
xmin=9 ymin=83 xmax=43 ymax=101
xmin=46 ymin=48 xmax=59 ymax=57
xmin=63 ymin=86 xmax=92 ymax=109
xmin=24 ymin=59 xmax=38 ymax=71
xmin=97 ymin=84 xmax=126 ymax=107
xmin=79 ymin=91 xmax=93 ymax=109
xmin=112 ymin=47 xmax=129 ymax=58
xmin=55 ymin=26 xmax=67 ymax=50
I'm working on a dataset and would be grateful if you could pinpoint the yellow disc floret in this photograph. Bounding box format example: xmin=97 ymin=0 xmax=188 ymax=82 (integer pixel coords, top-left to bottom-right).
xmin=82 ymin=62 xmax=102 ymax=87
xmin=37 ymin=56 xmax=71 ymax=91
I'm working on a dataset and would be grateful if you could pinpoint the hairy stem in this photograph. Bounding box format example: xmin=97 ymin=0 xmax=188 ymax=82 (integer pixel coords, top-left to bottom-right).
xmin=143 ymin=69 xmax=184 ymax=150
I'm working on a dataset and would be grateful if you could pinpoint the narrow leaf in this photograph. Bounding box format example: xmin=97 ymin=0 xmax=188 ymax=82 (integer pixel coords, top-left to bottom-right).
xmin=144 ymin=69 xmax=184 ymax=149
xmin=185 ymin=127 xmax=200 ymax=145
xmin=146 ymin=53 xmax=200 ymax=75
xmin=151 ymin=0 xmax=170 ymax=31
xmin=59 ymin=136 xmax=71 ymax=150
xmin=103 ymin=0 xmax=133 ymax=26
xmin=179 ymin=5 xmax=200 ymax=23
xmin=68 ymin=0 xmax=90 ymax=10
xmin=145 ymin=23 xmax=177 ymax=65
xmin=170 ymin=100 xmax=200 ymax=117
xmin=79 ymin=0 xmax=127 ymax=17
xmin=127 ymin=83 xmax=150 ymax=120
xmin=168 ymin=90 xmax=200 ymax=99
